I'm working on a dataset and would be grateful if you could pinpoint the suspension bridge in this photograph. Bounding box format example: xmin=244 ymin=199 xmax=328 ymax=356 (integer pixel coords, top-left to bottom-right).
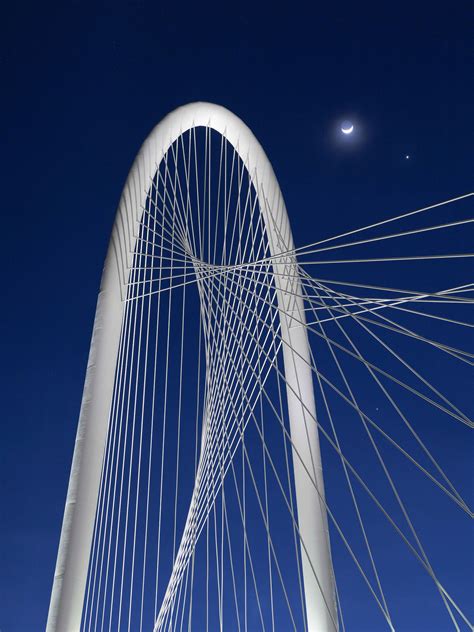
xmin=46 ymin=103 xmax=473 ymax=631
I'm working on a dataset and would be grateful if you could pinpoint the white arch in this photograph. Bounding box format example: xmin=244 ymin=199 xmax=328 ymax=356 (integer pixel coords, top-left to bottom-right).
xmin=47 ymin=102 xmax=337 ymax=631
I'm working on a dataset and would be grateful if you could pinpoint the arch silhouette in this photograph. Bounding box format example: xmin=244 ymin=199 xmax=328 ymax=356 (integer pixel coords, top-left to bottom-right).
xmin=47 ymin=103 xmax=337 ymax=631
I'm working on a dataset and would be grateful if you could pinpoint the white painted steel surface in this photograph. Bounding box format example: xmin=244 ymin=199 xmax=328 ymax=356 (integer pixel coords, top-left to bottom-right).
xmin=47 ymin=102 xmax=337 ymax=631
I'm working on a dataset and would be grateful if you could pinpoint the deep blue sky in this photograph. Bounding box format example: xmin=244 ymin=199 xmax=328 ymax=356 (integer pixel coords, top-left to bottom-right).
xmin=1 ymin=1 xmax=472 ymax=630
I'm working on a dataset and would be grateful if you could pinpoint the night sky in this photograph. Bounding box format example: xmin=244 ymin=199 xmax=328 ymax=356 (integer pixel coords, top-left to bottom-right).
xmin=1 ymin=1 xmax=472 ymax=630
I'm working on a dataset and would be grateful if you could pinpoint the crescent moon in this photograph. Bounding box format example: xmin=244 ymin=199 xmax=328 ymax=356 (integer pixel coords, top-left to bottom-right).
xmin=341 ymin=124 xmax=354 ymax=134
